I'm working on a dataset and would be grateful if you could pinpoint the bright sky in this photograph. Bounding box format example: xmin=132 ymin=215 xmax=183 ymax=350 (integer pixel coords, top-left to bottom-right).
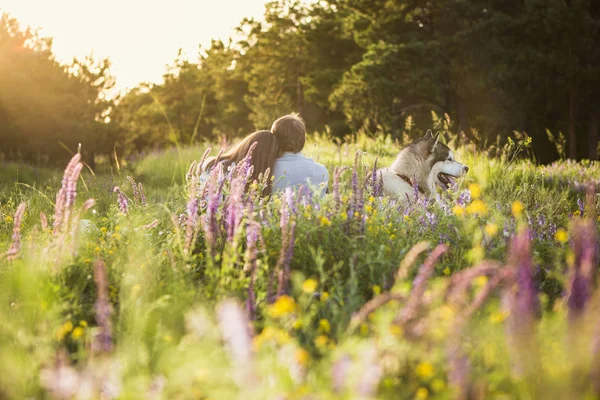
xmin=1 ymin=0 xmax=269 ymax=91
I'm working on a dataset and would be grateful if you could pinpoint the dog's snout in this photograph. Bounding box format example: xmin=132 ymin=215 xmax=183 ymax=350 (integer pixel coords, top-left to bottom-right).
xmin=463 ymin=166 xmax=469 ymax=174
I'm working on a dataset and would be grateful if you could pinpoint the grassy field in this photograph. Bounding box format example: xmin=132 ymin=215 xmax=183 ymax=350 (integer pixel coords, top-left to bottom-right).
xmin=0 ymin=133 xmax=599 ymax=399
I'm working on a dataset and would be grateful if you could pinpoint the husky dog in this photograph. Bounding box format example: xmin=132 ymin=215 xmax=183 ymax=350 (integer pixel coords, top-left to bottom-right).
xmin=379 ymin=131 xmax=468 ymax=201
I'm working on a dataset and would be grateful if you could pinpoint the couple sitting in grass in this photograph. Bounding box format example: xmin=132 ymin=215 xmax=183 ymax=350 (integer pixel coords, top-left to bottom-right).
xmin=204 ymin=114 xmax=329 ymax=195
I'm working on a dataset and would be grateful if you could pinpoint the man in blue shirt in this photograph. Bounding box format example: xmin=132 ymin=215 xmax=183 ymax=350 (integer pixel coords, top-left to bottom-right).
xmin=270 ymin=114 xmax=329 ymax=195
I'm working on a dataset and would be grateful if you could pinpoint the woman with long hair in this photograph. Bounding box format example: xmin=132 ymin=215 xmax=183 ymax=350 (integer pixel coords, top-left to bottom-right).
xmin=203 ymin=130 xmax=280 ymax=195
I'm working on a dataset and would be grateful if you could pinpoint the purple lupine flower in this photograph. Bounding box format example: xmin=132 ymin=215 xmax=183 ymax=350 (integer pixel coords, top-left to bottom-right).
xmin=6 ymin=202 xmax=26 ymax=261
xmin=332 ymin=354 xmax=352 ymax=393
xmin=54 ymin=154 xmax=83 ymax=234
xmin=66 ymin=163 xmax=83 ymax=210
xmin=367 ymin=158 xmax=380 ymax=197
xmin=395 ymin=244 xmax=448 ymax=329
xmin=113 ymin=187 xmax=129 ymax=214
xmin=40 ymin=212 xmax=48 ymax=231
xmin=445 ymin=261 xmax=501 ymax=305
xmin=425 ymin=210 xmax=437 ymax=227
xmin=457 ymin=189 xmax=471 ymax=207
xmin=244 ymin=221 xmax=261 ymax=319
xmin=276 ymin=188 xmax=297 ymax=296
xmin=225 ymin=174 xmax=246 ymax=242
xmin=201 ymin=163 xmax=225 ymax=258
xmin=138 ymin=183 xmax=147 ymax=207
xmin=92 ymin=260 xmax=113 ymax=354
xmin=503 ymin=230 xmax=540 ymax=377
xmin=507 ymin=230 xmax=540 ymax=327
xmin=285 ymin=186 xmax=297 ymax=216
xmin=186 ymin=160 xmax=197 ymax=184
xmin=332 ymin=166 xmax=348 ymax=214
xmin=566 ymin=221 xmax=598 ymax=318
xmin=126 ymin=176 xmax=139 ymax=203
xmin=197 ymin=147 xmax=212 ymax=174
xmin=577 ymin=198 xmax=585 ymax=216
xmin=39 ymin=350 xmax=80 ymax=399
xmin=216 ymin=300 xmax=254 ymax=384
xmin=447 ymin=332 xmax=471 ymax=400
xmin=356 ymin=345 xmax=383 ymax=397
xmin=184 ymin=197 xmax=199 ymax=253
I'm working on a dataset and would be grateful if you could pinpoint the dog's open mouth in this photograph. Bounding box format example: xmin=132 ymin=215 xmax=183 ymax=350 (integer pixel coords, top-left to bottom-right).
xmin=437 ymin=173 xmax=457 ymax=190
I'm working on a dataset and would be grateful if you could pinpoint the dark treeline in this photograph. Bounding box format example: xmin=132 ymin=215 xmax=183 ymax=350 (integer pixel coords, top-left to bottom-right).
xmin=1 ymin=0 xmax=599 ymax=165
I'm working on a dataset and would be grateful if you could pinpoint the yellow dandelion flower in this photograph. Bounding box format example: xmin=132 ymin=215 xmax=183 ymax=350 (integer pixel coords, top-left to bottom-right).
xmin=573 ymin=210 xmax=581 ymax=217
xmin=484 ymin=223 xmax=498 ymax=237
xmin=403 ymin=215 xmax=410 ymax=222
xmin=314 ymin=335 xmax=328 ymax=348
xmin=415 ymin=362 xmax=435 ymax=379
xmin=293 ymin=320 xmax=303 ymax=330
xmin=368 ymin=195 xmax=375 ymax=203
xmin=443 ymin=267 xmax=451 ymax=275
xmin=79 ymin=320 xmax=88 ymax=327
xmin=555 ymin=228 xmax=568 ymax=243
xmin=319 ymin=216 xmax=331 ymax=227
xmin=389 ymin=324 xmax=403 ymax=336
xmin=365 ymin=205 xmax=373 ymax=213
xmin=5 ymin=215 xmax=13 ymax=223
xmin=114 ymin=225 xmax=120 ymax=231
xmin=466 ymin=199 xmax=487 ymax=215
xmin=319 ymin=319 xmax=331 ymax=334
xmin=489 ymin=310 xmax=509 ymax=324
xmin=452 ymin=205 xmax=465 ymax=217
xmin=71 ymin=327 xmax=85 ymax=340
xmin=111 ymin=233 xmax=121 ymax=240
xmin=100 ymin=227 xmax=107 ymax=233
xmin=94 ymin=246 xmax=101 ymax=253
xmin=295 ymin=348 xmax=310 ymax=366
xmin=511 ymin=201 xmax=524 ymax=218
xmin=268 ymin=295 xmax=297 ymax=318
xmin=372 ymin=285 xmax=382 ymax=295
xmin=302 ymin=279 xmax=318 ymax=294
xmin=474 ymin=275 xmax=488 ymax=288
xmin=415 ymin=387 xmax=429 ymax=399
xmin=340 ymin=211 xmax=348 ymax=221
xmin=469 ymin=183 xmax=481 ymax=199
xmin=321 ymin=291 xmax=329 ymax=301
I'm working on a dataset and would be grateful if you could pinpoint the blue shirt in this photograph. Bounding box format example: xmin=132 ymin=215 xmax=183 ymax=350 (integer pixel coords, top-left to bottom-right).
xmin=272 ymin=152 xmax=329 ymax=195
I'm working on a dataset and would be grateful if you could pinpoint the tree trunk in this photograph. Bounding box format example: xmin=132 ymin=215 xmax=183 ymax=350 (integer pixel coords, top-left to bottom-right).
xmin=568 ymin=88 xmax=577 ymax=159
xmin=88 ymin=151 xmax=96 ymax=170
xmin=457 ymin=96 xmax=469 ymax=136
xmin=296 ymin=75 xmax=304 ymax=120
xmin=590 ymin=106 xmax=598 ymax=160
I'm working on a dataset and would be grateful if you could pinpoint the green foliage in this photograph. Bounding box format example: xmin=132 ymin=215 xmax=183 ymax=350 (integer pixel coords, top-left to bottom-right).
xmin=0 ymin=14 xmax=116 ymax=165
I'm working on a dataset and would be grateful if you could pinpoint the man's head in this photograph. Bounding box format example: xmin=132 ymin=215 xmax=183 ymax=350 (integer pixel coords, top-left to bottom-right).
xmin=271 ymin=113 xmax=306 ymax=154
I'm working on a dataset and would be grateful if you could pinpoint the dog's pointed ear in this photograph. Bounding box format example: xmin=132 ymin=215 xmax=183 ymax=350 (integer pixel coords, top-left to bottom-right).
xmin=432 ymin=132 xmax=440 ymax=150
xmin=423 ymin=129 xmax=434 ymax=140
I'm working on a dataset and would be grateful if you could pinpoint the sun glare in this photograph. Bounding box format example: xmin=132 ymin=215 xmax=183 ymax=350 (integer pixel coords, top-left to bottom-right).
xmin=0 ymin=0 xmax=268 ymax=90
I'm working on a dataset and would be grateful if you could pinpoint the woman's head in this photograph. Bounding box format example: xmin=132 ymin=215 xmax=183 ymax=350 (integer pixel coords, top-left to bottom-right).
xmin=205 ymin=130 xmax=279 ymax=193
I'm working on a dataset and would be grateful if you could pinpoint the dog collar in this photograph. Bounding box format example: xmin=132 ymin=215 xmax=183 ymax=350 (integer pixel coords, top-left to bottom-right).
xmin=395 ymin=173 xmax=425 ymax=194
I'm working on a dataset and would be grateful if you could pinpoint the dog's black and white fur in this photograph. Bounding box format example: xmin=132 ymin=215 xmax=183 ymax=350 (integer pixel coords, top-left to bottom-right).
xmin=379 ymin=131 xmax=468 ymax=202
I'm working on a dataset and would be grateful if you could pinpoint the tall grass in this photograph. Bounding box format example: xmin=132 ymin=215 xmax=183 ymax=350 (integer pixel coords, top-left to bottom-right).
xmin=0 ymin=134 xmax=598 ymax=399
